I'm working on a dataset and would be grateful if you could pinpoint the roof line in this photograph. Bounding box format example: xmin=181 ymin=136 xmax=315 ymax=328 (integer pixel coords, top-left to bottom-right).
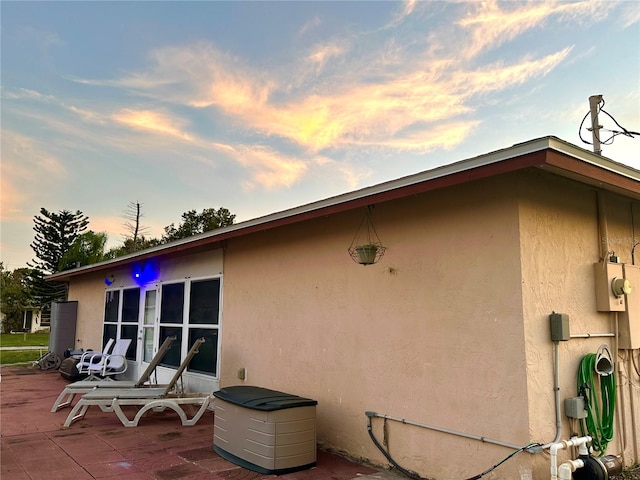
xmin=47 ymin=136 xmax=639 ymax=281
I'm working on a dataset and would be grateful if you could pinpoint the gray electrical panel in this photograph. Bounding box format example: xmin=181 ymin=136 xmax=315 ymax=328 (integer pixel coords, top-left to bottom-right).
xmin=565 ymin=397 xmax=587 ymax=419
xmin=549 ymin=313 xmax=570 ymax=341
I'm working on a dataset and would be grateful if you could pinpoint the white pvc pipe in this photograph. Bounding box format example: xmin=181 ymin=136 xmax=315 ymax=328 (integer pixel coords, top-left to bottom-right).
xmin=559 ymin=459 xmax=585 ymax=480
xmin=549 ymin=436 xmax=591 ymax=480
xmin=569 ymin=333 xmax=615 ymax=338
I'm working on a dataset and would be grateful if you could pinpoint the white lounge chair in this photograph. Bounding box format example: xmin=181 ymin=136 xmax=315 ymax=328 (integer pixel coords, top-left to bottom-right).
xmin=63 ymin=337 xmax=212 ymax=427
xmin=76 ymin=338 xmax=132 ymax=380
xmin=51 ymin=335 xmax=177 ymax=412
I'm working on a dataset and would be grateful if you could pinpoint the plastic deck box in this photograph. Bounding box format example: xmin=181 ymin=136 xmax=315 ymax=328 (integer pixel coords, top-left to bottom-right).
xmin=213 ymin=386 xmax=318 ymax=474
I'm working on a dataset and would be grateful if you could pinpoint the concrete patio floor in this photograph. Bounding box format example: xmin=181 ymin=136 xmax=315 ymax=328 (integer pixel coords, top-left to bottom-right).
xmin=0 ymin=365 xmax=383 ymax=480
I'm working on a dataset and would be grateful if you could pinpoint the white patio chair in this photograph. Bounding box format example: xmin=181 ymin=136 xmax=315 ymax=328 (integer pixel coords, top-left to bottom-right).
xmin=76 ymin=338 xmax=132 ymax=380
xmin=63 ymin=337 xmax=212 ymax=427
xmin=74 ymin=338 xmax=114 ymax=372
xmin=51 ymin=335 xmax=177 ymax=412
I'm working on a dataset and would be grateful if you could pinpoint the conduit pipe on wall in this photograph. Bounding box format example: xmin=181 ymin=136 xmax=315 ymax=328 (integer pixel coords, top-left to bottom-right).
xmin=613 ymin=312 xmax=626 ymax=467
xmin=570 ymin=333 xmax=615 ymax=338
xmin=628 ymin=353 xmax=640 ymax=460
xmin=365 ymin=411 xmax=526 ymax=451
xmin=549 ymin=436 xmax=591 ymax=480
xmin=542 ymin=341 xmax=563 ymax=449
xmin=597 ymin=191 xmax=609 ymax=260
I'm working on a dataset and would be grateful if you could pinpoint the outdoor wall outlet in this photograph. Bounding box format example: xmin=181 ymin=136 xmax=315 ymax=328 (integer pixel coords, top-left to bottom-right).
xmin=237 ymin=368 xmax=246 ymax=380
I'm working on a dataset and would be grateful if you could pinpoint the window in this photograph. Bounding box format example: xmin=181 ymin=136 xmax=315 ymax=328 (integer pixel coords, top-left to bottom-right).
xmin=102 ymin=287 xmax=139 ymax=360
xmin=101 ymin=276 xmax=222 ymax=378
xmin=23 ymin=310 xmax=33 ymax=331
xmin=159 ymin=278 xmax=221 ymax=376
xmin=188 ymin=279 xmax=220 ymax=375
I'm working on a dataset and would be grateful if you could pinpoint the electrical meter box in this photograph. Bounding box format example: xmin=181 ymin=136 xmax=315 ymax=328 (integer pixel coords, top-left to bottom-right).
xmin=594 ymin=262 xmax=626 ymax=312
xmin=618 ymin=264 xmax=639 ymax=349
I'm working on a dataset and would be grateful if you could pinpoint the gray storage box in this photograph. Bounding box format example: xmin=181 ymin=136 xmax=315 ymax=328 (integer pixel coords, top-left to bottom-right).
xmin=213 ymin=386 xmax=317 ymax=474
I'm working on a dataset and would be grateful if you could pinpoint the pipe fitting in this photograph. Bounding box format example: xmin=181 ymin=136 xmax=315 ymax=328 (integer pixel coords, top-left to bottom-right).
xmin=559 ymin=459 xmax=585 ymax=480
xmin=549 ymin=436 xmax=592 ymax=480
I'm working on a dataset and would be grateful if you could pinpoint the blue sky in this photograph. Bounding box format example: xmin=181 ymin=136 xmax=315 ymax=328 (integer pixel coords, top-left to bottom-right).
xmin=2 ymin=1 xmax=639 ymax=269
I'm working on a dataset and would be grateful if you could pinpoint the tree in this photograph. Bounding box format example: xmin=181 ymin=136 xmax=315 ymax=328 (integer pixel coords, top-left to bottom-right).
xmin=29 ymin=208 xmax=89 ymax=273
xmin=108 ymin=236 xmax=162 ymax=258
xmin=59 ymin=231 xmax=110 ymax=270
xmin=122 ymin=201 xmax=150 ymax=251
xmin=0 ymin=263 xmax=34 ymax=332
xmin=162 ymin=207 xmax=235 ymax=243
xmin=28 ymin=208 xmax=89 ymax=307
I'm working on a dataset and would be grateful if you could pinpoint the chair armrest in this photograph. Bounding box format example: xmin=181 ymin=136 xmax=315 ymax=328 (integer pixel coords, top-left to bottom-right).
xmin=101 ymin=354 xmax=128 ymax=375
xmin=78 ymin=351 xmax=105 ymax=365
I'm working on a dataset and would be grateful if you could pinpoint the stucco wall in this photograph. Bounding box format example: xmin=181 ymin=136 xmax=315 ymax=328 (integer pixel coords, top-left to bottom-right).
xmin=60 ymin=166 xmax=638 ymax=479
xmin=222 ymin=174 xmax=531 ymax=480
xmin=68 ymin=270 xmax=112 ymax=351
xmin=518 ymin=169 xmax=639 ymax=470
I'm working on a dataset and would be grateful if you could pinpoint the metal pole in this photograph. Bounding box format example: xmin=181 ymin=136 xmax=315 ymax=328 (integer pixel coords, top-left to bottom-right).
xmin=589 ymin=95 xmax=603 ymax=155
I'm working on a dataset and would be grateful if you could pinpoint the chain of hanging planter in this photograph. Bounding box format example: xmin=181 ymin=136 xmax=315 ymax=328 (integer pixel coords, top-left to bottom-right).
xmin=348 ymin=205 xmax=387 ymax=266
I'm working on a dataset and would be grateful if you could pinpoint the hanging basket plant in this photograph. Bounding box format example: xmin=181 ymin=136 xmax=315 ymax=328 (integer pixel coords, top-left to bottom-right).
xmin=348 ymin=206 xmax=387 ymax=266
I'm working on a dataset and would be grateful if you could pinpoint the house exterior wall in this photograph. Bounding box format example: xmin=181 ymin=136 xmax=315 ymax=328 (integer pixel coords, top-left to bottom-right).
xmin=518 ymin=169 xmax=640 ymax=469
xmin=24 ymin=309 xmax=45 ymax=333
xmin=68 ymin=270 xmax=109 ymax=351
xmin=58 ymin=162 xmax=638 ymax=479
xmin=221 ymin=174 xmax=532 ymax=480
xmin=0 ymin=309 xmax=45 ymax=333
xmin=67 ymin=249 xmax=224 ymax=389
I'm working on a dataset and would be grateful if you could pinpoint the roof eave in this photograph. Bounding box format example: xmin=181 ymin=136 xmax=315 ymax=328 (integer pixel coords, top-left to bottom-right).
xmin=47 ymin=137 xmax=639 ymax=282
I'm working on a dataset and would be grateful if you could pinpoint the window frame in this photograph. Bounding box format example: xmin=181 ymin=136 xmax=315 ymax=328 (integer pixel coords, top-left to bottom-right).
xmin=157 ymin=275 xmax=222 ymax=377
xmin=102 ymin=286 xmax=140 ymax=361
xmin=101 ymin=274 xmax=222 ymax=379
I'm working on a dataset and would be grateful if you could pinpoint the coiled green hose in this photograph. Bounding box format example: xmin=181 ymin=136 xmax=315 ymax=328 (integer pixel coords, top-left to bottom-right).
xmin=577 ymin=353 xmax=616 ymax=455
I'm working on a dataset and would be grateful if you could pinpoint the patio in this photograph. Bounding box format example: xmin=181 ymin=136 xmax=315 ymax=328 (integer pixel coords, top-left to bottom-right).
xmin=0 ymin=365 xmax=382 ymax=480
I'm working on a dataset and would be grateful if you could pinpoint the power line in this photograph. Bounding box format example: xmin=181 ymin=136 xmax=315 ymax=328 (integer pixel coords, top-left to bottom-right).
xmin=579 ymin=95 xmax=639 ymax=155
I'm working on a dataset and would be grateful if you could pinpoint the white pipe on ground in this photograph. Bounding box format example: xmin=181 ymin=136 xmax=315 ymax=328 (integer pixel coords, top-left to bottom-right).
xmin=549 ymin=436 xmax=591 ymax=480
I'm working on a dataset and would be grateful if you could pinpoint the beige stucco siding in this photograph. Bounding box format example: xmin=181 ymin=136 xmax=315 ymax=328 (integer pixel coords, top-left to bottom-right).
xmin=518 ymin=169 xmax=639 ymax=468
xmin=58 ymin=162 xmax=638 ymax=479
xmin=53 ymin=143 xmax=639 ymax=479
xmin=222 ymin=174 xmax=530 ymax=480
xmin=67 ymin=271 xmax=112 ymax=351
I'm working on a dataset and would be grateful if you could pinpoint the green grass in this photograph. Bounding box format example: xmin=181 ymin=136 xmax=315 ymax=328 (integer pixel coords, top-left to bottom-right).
xmin=0 ymin=333 xmax=50 ymax=347
xmin=0 ymin=333 xmax=50 ymax=365
xmin=0 ymin=349 xmax=45 ymax=365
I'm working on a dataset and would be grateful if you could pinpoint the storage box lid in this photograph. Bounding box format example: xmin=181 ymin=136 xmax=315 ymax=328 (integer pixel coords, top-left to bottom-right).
xmin=214 ymin=385 xmax=317 ymax=411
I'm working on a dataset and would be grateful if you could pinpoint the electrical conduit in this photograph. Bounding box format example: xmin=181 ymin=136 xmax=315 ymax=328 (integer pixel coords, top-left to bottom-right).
xmin=365 ymin=411 xmax=525 ymax=451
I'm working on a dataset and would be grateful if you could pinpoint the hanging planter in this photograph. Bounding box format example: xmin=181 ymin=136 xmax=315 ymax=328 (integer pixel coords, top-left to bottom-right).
xmin=355 ymin=244 xmax=379 ymax=265
xmin=348 ymin=206 xmax=387 ymax=266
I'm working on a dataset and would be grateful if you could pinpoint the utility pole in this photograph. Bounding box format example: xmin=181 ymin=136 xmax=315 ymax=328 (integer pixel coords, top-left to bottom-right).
xmin=588 ymin=95 xmax=603 ymax=155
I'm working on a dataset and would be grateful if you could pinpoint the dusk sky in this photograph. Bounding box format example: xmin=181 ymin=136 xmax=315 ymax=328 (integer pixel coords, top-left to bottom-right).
xmin=2 ymin=1 xmax=639 ymax=270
